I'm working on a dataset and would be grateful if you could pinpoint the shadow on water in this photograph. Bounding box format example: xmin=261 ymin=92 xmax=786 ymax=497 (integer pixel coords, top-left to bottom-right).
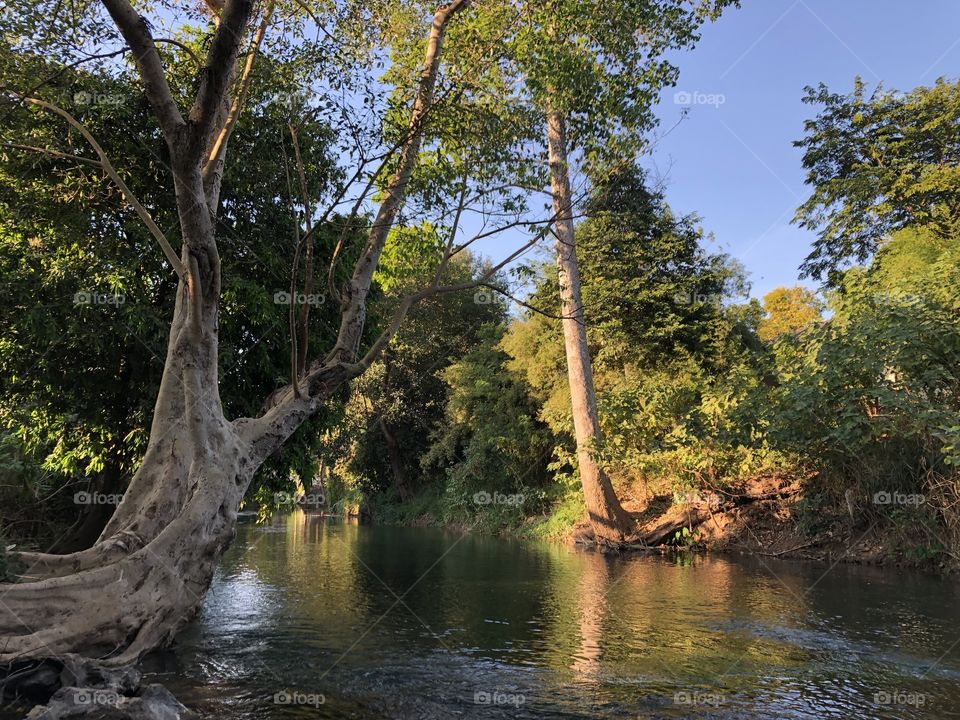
xmin=134 ymin=510 xmax=960 ymax=719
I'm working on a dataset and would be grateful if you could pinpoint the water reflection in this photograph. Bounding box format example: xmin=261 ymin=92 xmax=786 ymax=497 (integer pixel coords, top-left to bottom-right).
xmin=145 ymin=511 xmax=960 ymax=719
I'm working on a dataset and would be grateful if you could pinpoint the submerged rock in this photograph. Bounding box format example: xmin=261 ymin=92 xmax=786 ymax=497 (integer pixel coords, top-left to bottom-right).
xmin=27 ymin=684 xmax=197 ymax=719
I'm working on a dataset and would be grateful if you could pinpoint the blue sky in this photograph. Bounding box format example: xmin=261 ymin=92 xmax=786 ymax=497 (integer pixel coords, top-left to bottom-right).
xmin=645 ymin=0 xmax=960 ymax=300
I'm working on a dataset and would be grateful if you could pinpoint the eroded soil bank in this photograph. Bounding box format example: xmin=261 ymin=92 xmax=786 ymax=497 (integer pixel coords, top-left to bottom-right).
xmin=570 ymin=475 xmax=956 ymax=573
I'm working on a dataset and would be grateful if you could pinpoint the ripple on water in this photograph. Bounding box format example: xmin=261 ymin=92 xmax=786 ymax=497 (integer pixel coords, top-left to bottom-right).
xmin=145 ymin=514 xmax=960 ymax=720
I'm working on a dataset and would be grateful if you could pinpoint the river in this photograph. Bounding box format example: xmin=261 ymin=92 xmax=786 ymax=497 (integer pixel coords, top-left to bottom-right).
xmin=138 ymin=511 xmax=960 ymax=719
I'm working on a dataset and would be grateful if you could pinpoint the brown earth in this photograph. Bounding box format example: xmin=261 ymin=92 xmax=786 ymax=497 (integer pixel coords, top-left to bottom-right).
xmin=569 ymin=474 xmax=957 ymax=573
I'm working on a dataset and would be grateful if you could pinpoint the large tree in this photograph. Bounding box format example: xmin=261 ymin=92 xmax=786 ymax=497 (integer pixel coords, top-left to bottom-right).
xmin=0 ymin=42 xmax=346 ymax=551
xmin=795 ymin=78 xmax=960 ymax=284
xmin=0 ymin=0 xmax=548 ymax=668
xmin=505 ymin=0 xmax=738 ymax=543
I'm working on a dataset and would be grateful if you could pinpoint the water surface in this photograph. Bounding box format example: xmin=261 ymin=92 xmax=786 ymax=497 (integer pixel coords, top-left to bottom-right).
xmin=142 ymin=511 xmax=960 ymax=719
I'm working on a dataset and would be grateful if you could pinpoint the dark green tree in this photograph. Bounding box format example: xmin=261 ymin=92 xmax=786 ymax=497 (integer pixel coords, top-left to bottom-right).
xmin=795 ymin=78 xmax=960 ymax=283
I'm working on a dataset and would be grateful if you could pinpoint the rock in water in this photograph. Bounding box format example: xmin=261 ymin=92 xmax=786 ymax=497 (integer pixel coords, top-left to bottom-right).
xmin=12 ymin=655 xmax=197 ymax=719
xmin=27 ymin=684 xmax=197 ymax=719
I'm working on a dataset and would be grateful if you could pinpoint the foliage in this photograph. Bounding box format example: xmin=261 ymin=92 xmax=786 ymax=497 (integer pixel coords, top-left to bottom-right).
xmin=795 ymin=78 xmax=960 ymax=283
xmin=770 ymin=228 xmax=960 ymax=515
xmin=758 ymin=286 xmax=824 ymax=343
xmin=516 ymin=490 xmax=586 ymax=541
xmin=0 ymin=46 xmax=350 ymax=544
xmin=424 ymin=322 xmax=555 ymax=515
xmin=343 ymin=254 xmax=509 ymax=500
xmin=503 ymin=167 xmax=780 ymax=494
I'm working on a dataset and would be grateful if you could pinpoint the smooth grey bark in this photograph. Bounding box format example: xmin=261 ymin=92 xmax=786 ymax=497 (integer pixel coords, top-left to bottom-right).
xmin=0 ymin=0 xmax=470 ymax=666
xmin=545 ymin=107 xmax=633 ymax=544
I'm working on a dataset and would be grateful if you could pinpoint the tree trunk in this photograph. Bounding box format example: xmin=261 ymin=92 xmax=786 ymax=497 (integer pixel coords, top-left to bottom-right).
xmin=48 ymin=465 xmax=125 ymax=554
xmin=545 ymin=107 xmax=633 ymax=544
xmin=378 ymin=417 xmax=413 ymax=502
xmin=0 ymin=0 xmax=470 ymax=669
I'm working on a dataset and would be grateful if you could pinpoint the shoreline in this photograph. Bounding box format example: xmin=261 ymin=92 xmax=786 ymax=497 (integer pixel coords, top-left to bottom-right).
xmin=386 ymin=474 xmax=957 ymax=575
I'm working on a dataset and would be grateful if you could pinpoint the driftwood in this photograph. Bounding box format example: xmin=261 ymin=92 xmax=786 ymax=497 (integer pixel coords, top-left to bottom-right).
xmin=634 ymin=507 xmax=715 ymax=547
xmin=760 ymin=540 xmax=819 ymax=557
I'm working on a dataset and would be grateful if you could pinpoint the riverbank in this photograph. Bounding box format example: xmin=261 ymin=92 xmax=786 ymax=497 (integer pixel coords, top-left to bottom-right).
xmin=372 ymin=474 xmax=958 ymax=574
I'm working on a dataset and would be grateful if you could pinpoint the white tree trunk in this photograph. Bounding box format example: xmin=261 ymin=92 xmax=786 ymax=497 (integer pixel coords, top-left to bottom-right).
xmin=0 ymin=0 xmax=471 ymax=668
xmin=546 ymin=107 xmax=633 ymax=544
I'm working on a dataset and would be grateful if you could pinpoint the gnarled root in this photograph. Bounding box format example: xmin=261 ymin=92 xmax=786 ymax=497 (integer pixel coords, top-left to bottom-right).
xmin=0 ymin=441 xmax=248 ymax=667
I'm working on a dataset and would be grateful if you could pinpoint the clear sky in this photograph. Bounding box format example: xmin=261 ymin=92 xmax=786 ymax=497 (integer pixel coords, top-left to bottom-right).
xmin=646 ymin=0 xmax=960 ymax=300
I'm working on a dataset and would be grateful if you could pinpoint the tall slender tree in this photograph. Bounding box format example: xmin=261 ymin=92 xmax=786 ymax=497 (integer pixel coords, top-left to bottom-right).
xmin=505 ymin=0 xmax=738 ymax=542
xmin=546 ymin=107 xmax=633 ymax=541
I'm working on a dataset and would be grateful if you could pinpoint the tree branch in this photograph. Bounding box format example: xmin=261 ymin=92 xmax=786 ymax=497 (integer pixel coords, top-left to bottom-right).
xmin=189 ymin=0 xmax=255 ymax=157
xmin=13 ymin=94 xmax=186 ymax=279
xmin=154 ymin=38 xmax=203 ymax=67
xmin=290 ymin=122 xmax=315 ymax=376
xmin=100 ymin=0 xmax=185 ymax=144
xmin=201 ymin=0 xmax=274 ymax=185
xmin=1 ymin=142 xmax=103 ymax=168
xmin=329 ymin=0 xmax=472 ymax=363
xmin=345 ymin=234 xmax=539 ymax=376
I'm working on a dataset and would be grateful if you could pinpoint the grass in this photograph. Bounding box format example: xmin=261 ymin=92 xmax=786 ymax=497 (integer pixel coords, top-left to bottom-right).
xmin=517 ymin=490 xmax=585 ymax=540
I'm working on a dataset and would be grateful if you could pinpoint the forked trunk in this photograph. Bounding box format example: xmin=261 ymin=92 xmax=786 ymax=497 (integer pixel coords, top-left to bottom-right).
xmin=0 ymin=0 xmax=472 ymax=672
xmin=545 ymin=107 xmax=633 ymax=544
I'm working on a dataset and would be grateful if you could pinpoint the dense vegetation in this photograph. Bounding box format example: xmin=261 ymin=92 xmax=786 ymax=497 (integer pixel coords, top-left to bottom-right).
xmin=1 ymin=17 xmax=958 ymax=566
xmin=332 ymin=146 xmax=960 ymax=559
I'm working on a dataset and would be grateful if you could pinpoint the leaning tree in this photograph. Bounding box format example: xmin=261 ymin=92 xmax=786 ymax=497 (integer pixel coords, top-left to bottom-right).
xmin=0 ymin=0 xmax=547 ymax=666
xmin=0 ymin=0 xmax=738 ymax=669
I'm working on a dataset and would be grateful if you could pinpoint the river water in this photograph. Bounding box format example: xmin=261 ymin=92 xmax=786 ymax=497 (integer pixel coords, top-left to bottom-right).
xmin=140 ymin=511 xmax=960 ymax=719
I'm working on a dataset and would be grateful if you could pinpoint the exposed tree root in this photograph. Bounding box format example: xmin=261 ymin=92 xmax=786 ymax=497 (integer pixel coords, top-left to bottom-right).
xmin=0 ymin=428 xmax=248 ymax=667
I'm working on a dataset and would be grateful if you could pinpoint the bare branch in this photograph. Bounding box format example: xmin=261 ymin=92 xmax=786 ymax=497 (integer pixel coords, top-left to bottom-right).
xmin=477 ymin=283 xmax=572 ymax=320
xmin=280 ymin=128 xmax=303 ymax=398
xmin=13 ymin=94 xmax=186 ymax=279
xmin=290 ymin=122 xmax=315 ymax=376
xmin=202 ymin=0 xmax=275 ymax=184
xmin=346 ymin=234 xmax=540 ymax=375
xmin=329 ymin=0 xmax=472 ymax=362
xmin=100 ymin=0 xmax=185 ymax=143
xmin=1 ymin=142 xmax=103 ymax=168
xmin=189 ymin=0 xmax=255 ymax=157
xmin=154 ymin=38 xmax=202 ymax=67
xmin=432 ymin=178 xmax=468 ymax=285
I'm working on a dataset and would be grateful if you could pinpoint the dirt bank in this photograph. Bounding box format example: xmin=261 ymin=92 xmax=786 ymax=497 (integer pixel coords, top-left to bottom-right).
xmin=569 ymin=474 xmax=957 ymax=573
